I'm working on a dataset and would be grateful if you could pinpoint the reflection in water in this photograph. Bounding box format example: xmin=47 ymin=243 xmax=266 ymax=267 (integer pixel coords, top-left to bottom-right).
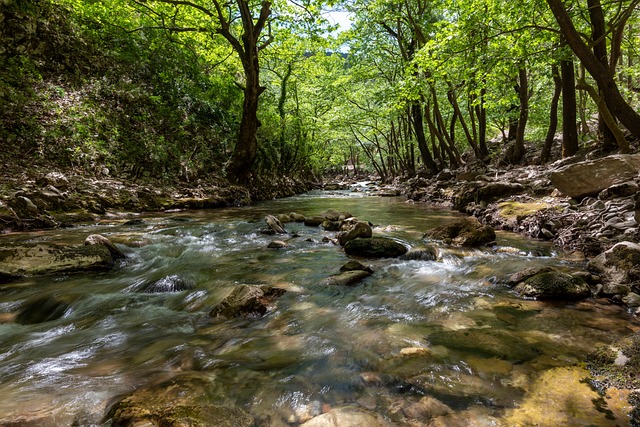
xmin=0 ymin=191 xmax=637 ymax=425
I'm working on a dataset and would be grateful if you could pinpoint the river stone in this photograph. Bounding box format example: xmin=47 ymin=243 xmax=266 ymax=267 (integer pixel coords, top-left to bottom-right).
xmin=267 ymin=240 xmax=287 ymax=249
xmin=514 ymin=269 xmax=591 ymax=300
xmin=424 ymin=217 xmax=496 ymax=247
xmin=107 ymin=373 xmax=253 ymax=427
xmin=598 ymin=180 xmax=639 ymax=200
xmin=300 ymin=407 xmax=385 ymax=427
xmin=322 ymin=220 xmax=342 ymax=231
xmin=9 ymin=195 xmax=40 ymax=217
xmin=427 ymin=329 xmax=539 ymax=362
xmin=209 ymin=284 xmax=286 ymax=319
xmin=290 ymin=212 xmax=306 ymax=222
xmin=452 ymin=181 xmax=526 ymax=211
xmin=340 ymin=260 xmax=373 ymax=273
xmin=400 ymin=246 xmax=438 ymax=261
xmin=143 ymin=275 xmax=194 ymax=293
xmin=344 ymin=237 xmax=408 ymax=258
xmin=0 ymin=242 xmax=114 ymax=280
xmin=338 ymin=221 xmax=372 ymax=246
xmin=549 ymin=153 xmax=640 ymax=199
xmin=588 ymin=241 xmax=640 ymax=286
xmin=505 ymin=266 xmax=555 ymax=287
xmin=85 ymin=234 xmax=126 ymax=259
xmin=265 ymin=214 xmax=286 ymax=234
xmin=304 ymin=216 xmax=325 ymax=227
xmin=322 ymin=270 xmax=372 ymax=286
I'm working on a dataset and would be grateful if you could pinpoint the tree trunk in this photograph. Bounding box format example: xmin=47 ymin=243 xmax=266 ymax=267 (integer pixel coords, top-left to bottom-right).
xmin=511 ymin=67 xmax=528 ymax=163
xmin=541 ymin=64 xmax=562 ymax=163
xmin=561 ymin=50 xmax=579 ymax=157
xmin=547 ymin=0 xmax=640 ymax=138
xmin=411 ymin=103 xmax=439 ymax=174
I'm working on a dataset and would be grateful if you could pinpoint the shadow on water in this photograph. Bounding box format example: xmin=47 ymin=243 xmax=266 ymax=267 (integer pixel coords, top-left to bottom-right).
xmin=0 ymin=191 xmax=638 ymax=425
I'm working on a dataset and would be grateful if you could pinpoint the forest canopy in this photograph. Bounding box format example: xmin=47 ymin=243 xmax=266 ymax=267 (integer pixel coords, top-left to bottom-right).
xmin=1 ymin=0 xmax=639 ymax=183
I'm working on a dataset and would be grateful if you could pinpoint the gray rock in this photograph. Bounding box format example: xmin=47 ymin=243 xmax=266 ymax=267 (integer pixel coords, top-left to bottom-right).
xmin=322 ymin=269 xmax=372 ymax=286
xmin=267 ymin=240 xmax=287 ymax=249
xmin=300 ymin=407 xmax=385 ymax=427
xmin=424 ymin=217 xmax=496 ymax=247
xmin=623 ymin=292 xmax=640 ymax=308
xmin=549 ymin=154 xmax=640 ymax=198
xmin=304 ymin=216 xmax=325 ymax=227
xmin=400 ymin=246 xmax=438 ymax=261
xmin=588 ymin=241 xmax=640 ymax=286
xmin=514 ymin=269 xmax=591 ymax=300
xmin=338 ymin=221 xmax=372 ymax=246
xmin=85 ymin=234 xmax=125 ymax=259
xmin=265 ymin=215 xmax=286 ymax=234
xmin=598 ymin=181 xmax=639 ymax=200
xmin=209 ymin=285 xmax=286 ymax=319
xmin=344 ymin=237 xmax=408 ymax=258
xmin=143 ymin=275 xmax=194 ymax=293
xmin=0 ymin=242 xmax=114 ymax=280
xmin=340 ymin=260 xmax=373 ymax=273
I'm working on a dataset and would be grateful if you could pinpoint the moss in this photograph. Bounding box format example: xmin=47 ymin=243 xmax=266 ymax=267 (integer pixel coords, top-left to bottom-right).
xmin=498 ymin=201 xmax=552 ymax=221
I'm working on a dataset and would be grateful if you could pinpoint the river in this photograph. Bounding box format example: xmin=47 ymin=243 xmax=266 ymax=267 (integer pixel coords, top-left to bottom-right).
xmin=0 ymin=190 xmax=637 ymax=426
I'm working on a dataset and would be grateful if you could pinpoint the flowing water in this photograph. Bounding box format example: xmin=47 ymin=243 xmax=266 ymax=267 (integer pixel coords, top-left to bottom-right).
xmin=0 ymin=190 xmax=638 ymax=426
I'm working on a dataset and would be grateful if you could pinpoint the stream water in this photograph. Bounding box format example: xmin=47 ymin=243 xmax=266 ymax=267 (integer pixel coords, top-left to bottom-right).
xmin=0 ymin=190 xmax=638 ymax=426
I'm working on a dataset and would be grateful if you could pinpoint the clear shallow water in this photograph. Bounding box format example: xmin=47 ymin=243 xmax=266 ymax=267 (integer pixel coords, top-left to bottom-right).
xmin=0 ymin=191 xmax=638 ymax=425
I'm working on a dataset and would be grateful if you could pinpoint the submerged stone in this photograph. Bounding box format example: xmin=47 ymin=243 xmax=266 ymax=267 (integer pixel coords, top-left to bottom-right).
xmin=322 ymin=270 xmax=372 ymax=287
xmin=15 ymin=295 xmax=72 ymax=325
xmin=300 ymin=407 xmax=385 ymax=427
xmin=209 ymin=284 xmax=286 ymax=319
xmin=400 ymin=246 xmax=438 ymax=261
xmin=143 ymin=275 xmax=194 ymax=293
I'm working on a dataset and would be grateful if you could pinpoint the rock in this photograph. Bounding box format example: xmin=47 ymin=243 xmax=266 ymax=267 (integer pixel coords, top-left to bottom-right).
xmin=277 ymin=213 xmax=293 ymax=224
xmin=15 ymin=295 xmax=72 ymax=325
xmin=400 ymin=246 xmax=438 ymax=261
xmin=505 ymin=266 xmax=555 ymax=287
xmin=428 ymin=329 xmax=539 ymax=362
xmin=265 ymin=214 xmax=286 ymax=234
xmin=106 ymin=373 xmax=253 ymax=427
xmin=9 ymin=195 xmax=40 ymax=217
xmin=424 ymin=217 xmax=496 ymax=247
xmin=623 ymin=292 xmax=640 ymax=307
xmin=85 ymin=234 xmax=125 ymax=259
xmin=513 ymin=268 xmax=591 ymax=300
xmin=549 ymin=153 xmax=640 ymax=199
xmin=344 ymin=237 xmax=408 ymax=258
xmin=453 ymin=181 xmax=526 ymax=211
xmin=322 ymin=220 xmax=342 ymax=231
xmin=304 ymin=216 xmax=325 ymax=227
xmin=267 ymin=240 xmax=288 ymax=249
xmin=339 ymin=260 xmax=373 ymax=273
xmin=40 ymin=172 xmax=70 ymax=190
xmin=143 ymin=275 xmax=194 ymax=293
xmin=588 ymin=242 xmax=640 ymax=286
xmin=338 ymin=221 xmax=372 ymax=246
xmin=290 ymin=212 xmax=306 ymax=222
xmin=599 ymin=181 xmax=639 ymax=200
xmin=300 ymin=407 xmax=385 ymax=427
xmin=321 ymin=209 xmax=342 ymax=221
xmin=0 ymin=242 xmax=115 ymax=280
xmin=209 ymin=285 xmax=286 ymax=319
xmin=322 ymin=270 xmax=372 ymax=286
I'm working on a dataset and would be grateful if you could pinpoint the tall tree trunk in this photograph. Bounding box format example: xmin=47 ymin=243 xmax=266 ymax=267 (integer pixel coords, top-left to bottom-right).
xmin=547 ymin=0 xmax=640 ymax=138
xmin=511 ymin=67 xmax=528 ymax=163
xmin=561 ymin=49 xmax=579 ymax=157
xmin=411 ymin=103 xmax=439 ymax=174
xmin=541 ymin=64 xmax=562 ymax=163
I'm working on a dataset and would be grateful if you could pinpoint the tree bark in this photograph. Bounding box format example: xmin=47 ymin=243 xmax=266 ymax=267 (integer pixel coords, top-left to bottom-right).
xmin=511 ymin=67 xmax=528 ymax=163
xmin=561 ymin=50 xmax=579 ymax=157
xmin=547 ymin=0 xmax=640 ymax=138
xmin=541 ymin=64 xmax=562 ymax=163
xmin=411 ymin=103 xmax=439 ymax=174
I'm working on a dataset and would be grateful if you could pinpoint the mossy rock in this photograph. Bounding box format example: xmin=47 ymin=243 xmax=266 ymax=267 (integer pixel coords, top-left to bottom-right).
xmin=427 ymin=328 xmax=540 ymax=362
xmin=498 ymin=200 xmax=552 ymax=221
xmin=322 ymin=270 xmax=372 ymax=286
xmin=424 ymin=217 xmax=496 ymax=247
xmin=514 ymin=270 xmax=591 ymax=300
xmin=107 ymin=373 xmax=253 ymax=427
xmin=209 ymin=285 xmax=286 ymax=319
xmin=344 ymin=237 xmax=408 ymax=258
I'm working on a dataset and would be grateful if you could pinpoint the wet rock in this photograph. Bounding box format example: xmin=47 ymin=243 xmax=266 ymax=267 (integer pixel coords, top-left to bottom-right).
xmin=424 ymin=217 xmax=496 ymax=247
xmin=304 ymin=216 xmax=325 ymax=227
xmin=322 ymin=270 xmax=372 ymax=287
xmin=337 ymin=221 xmax=372 ymax=246
xmin=267 ymin=240 xmax=288 ymax=249
xmin=0 ymin=242 xmax=114 ymax=280
xmin=321 ymin=209 xmax=342 ymax=221
xmin=9 ymin=195 xmax=40 ymax=217
xmin=400 ymin=246 xmax=438 ymax=261
xmin=599 ymin=180 xmax=639 ymax=200
xmin=453 ymin=181 xmax=526 ymax=211
xmin=290 ymin=212 xmax=306 ymax=222
xmin=107 ymin=373 xmax=253 ymax=427
xmin=15 ymin=295 xmax=72 ymax=324
xmin=209 ymin=285 xmax=286 ymax=319
xmin=322 ymin=220 xmax=342 ymax=231
xmin=428 ymin=329 xmax=539 ymax=362
xmin=265 ymin=214 xmax=286 ymax=234
xmin=344 ymin=237 xmax=408 ymax=258
xmin=299 ymin=407 xmax=385 ymax=427
xmin=277 ymin=213 xmax=293 ymax=224
xmin=549 ymin=153 xmax=640 ymax=199
xmin=588 ymin=242 xmax=640 ymax=286
xmin=503 ymin=367 xmax=625 ymax=426
xmin=85 ymin=234 xmax=125 ymax=259
xmin=340 ymin=260 xmax=373 ymax=273
xmin=143 ymin=275 xmax=194 ymax=293
xmin=513 ymin=268 xmax=591 ymax=300
xmin=623 ymin=292 xmax=640 ymax=308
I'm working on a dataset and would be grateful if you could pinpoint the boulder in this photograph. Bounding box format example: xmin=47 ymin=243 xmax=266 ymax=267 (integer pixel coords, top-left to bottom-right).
xmin=300 ymin=407 xmax=385 ymax=427
xmin=265 ymin=214 xmax=286 ymax=234
xmin=400 ymin=246 xmax=438 ymax=261
xmin=209 ymin=285 xmax=286 ymax=319
xmin=322 ymin=270 xmax=372 ymax=286
xmin=322 ymin=220 xmax=342 ymax=231
xmin=290 ymin=212 xmax=306 ymax=222
xmin=549 ymin=153 xmax=640 ymax=199
xmin=85 ymin=234 xmax=125 ymax=259
xmin=452 ymin=181 xmax=526 ymax=211
xmin=344 ymin=237 xmax=408 ymax=258
xmin=513 ymin=268 xmax=591 ymax=300
xmin=0 ymin=242 xmax=114 ymax=280
xmin=505 ymin=266 xmax=555 ymax=287
xmin=588 ymin=242 xmax=640 ymax=286
xmin=598 ymin=180 xmax=639 ymax=200
xmin=106 ymin=373 xmax=253 ymax=427
xmin=339 ymin=260 xmax=373 ymax=273
xmin=304 ymin=216 xmax=325 ymax=227
xmin=267 ymin=240 xmax=287 ymax=249
xmin=424 ymin=217 xmax=496 ymax=247
xmin=338 ymin=221 xmax=372 ymax=246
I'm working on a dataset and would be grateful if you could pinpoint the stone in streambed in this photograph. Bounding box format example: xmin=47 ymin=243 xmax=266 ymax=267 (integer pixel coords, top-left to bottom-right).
xmin=85 ymin=234 xmax=126 ymax=259
xmin=300 ymin=407 xmax=385 ymax=427
xmin=513 ymin=269 xmax=591 ymax=300
xmin=267 ymin=240 xmax=288 ymax=249
xmin=143 ymin=275 xmax=194 ymax=293
xmin=338 ymin=221 xmax=372 ymax=246
xmin=322 ymin=270 xmax=372 ymax=287
xmin=424 ymin=217 xmax=495 ymax=247
xmin=344 ymin=237 xmax=408 ymax=258
xmin=15 ymin=295 xmax=73 ymax=325
xmin=264 ymin=214 xmax=286 ymax=234
xmin=209 ymin=284 xmax=286 ymax=319
xmin=400 ymin=246 xmax=438 ymax=261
